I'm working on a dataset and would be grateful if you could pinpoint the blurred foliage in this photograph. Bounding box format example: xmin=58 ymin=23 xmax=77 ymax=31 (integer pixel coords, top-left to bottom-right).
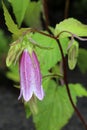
xmin=0 ymin=29 xmax=10 ymax=69
xmin=78 ymin=48 xmax=87 ymax=73
xmin=73 ymin=0 xmax=87 ymax=14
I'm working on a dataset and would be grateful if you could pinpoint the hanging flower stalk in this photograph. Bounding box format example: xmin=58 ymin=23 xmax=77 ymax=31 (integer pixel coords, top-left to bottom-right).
xmin=18 ymin=49 xmax=44 ymax=102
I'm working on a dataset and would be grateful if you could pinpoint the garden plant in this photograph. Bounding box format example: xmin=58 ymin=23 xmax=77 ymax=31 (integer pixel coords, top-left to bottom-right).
xmin=1 ymin=0 xmax=87 ymax=130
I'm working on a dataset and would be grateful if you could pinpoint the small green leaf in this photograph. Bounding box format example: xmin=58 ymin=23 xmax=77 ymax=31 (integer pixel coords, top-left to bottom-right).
xmin=68 ymin=40 xmax=79 ymax=70
xmin=51 ymin=64 xmax=62 ymax=78
xmin=78 ymin=48 xmax=87 ymax=73
xmin=8 ymin=0 xmax=29 ymax=27
xmin=72 ymin=83 xmax=87 ymax=97
xmin=55 ymin=18 xmax=87 ymax=37
xmin=33 ymin=80 xmax=87 ymax=130
xmin=24 ymin=1 xmax=42 ymax=29
xmin=2 ymin=1 xmax=19 ymax=34
xmin=24 ymin=102 xmax=31 ymax=119
xmin=6 ymin=64 xmax=19 ymax=82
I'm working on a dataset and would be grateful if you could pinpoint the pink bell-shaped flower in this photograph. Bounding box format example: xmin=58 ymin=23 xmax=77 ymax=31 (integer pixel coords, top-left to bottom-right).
xmin=18 ymin=49 xmax=44 ymax=102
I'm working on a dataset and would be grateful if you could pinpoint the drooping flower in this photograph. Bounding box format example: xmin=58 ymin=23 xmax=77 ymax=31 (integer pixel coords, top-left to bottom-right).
xmin=18 ymin=49 xmax=44 ymax=102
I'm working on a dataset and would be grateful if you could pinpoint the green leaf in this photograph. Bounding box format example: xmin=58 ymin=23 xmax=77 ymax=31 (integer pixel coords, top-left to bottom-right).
xmin=78 ymin=48 xmax=87 ymax=73
xmin=2 ymin=1 xmax=28 ymax=38
xmin=31 ymin=33 xmax=69 ymax=73
xmin=24 ymin=1 xmax=42 ymax=29
xmin=72 ymin=84 xmax=87 ymax=97
xmin=68 ymin=40 xmax=79 ymax=70
xmin=8 ymin=0 xmax=29 ymax=27
xmin=51 ymin=64 xmax=62 ymax=77
xmin=54 ymin=18 xmax=87 ymax=38
xmin=2 ymin=1 xmax=19 ymax=34
xmin=33 ymin=81 xmax=87 ymax=130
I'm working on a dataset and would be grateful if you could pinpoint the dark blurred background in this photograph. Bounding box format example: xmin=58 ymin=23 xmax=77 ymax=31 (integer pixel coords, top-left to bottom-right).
xmin=0 ymin=0 xmax=87 ymax=130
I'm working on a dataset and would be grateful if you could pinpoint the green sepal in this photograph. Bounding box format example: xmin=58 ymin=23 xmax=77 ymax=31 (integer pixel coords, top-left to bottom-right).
xmin=6 ymin=43 xmax=22 ymax=67
xmin=6 ymin=32 xmax=33 ymax=67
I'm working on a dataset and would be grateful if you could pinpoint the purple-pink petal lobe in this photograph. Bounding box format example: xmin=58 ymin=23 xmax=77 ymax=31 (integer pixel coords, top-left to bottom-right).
xmin=19 ymin=49 xmax=44 ymax=102
xmin=32 ymin=52 xmax=44 ymax=100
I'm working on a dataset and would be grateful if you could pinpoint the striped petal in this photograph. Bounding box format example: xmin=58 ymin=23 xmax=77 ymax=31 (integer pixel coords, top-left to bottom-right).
xmin=19 ymin=49 xmax=34 ymax=101
xmin=32 ymin=51 xmax=44 ymax=100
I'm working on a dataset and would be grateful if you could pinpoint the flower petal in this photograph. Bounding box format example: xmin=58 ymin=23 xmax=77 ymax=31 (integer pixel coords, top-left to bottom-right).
xmin=19 ymin=50 xmax=34 ymax=101
xmin=32 ymin=52 xmax=44 ymax=100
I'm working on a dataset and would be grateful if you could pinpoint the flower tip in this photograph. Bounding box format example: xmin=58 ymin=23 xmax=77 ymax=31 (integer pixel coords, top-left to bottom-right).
xmin=36 ymin=86 xmax=45 ymax=101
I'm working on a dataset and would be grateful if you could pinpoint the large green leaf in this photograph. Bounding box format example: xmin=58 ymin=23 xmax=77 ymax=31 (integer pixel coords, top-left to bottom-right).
xmin=32 ymin=33 xmax=59 ymax=72
xmin=54 ymin=18 xmax=87 ymax=38
xmin=33 ymin=81 xmax=87 ymax=130
xmin=24 ymin=1 xmax=42 ymax=29
xmin=31 ymin=32 xmax=69 ymax=73
xmin=8 ymin=0 xmax=29 ymax=27
xmin=78 ymin=48 xmax=87 ymax=73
